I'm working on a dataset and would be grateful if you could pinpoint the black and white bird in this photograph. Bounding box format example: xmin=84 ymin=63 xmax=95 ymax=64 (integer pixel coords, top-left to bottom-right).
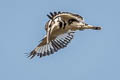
xmin=28 ymin=11 xmax=101 ymax=59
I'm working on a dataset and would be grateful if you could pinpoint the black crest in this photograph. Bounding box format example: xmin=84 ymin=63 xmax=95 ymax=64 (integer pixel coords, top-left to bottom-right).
xmin=47 ymin=11 xmax=83 ymax=20
xmin=47 ymin=11 xmax=61 ymax=19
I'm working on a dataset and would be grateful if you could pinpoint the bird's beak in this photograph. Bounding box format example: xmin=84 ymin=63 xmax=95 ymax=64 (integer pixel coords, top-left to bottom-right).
xmin=79 ymin=23 xmax=102 ymax=30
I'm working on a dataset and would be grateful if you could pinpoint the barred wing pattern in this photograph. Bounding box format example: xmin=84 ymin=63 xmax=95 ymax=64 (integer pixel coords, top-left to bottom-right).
xmin=29 ymin=30 xmax=75 ymax=59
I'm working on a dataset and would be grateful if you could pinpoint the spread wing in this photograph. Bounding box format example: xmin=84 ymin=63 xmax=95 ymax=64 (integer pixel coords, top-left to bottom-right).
xmin=28 ymin=30 xmax=75 ymax=59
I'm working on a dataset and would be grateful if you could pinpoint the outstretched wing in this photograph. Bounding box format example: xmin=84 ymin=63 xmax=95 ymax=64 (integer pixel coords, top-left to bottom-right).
xmin=28 ymin=30 xmax=75 ymax=59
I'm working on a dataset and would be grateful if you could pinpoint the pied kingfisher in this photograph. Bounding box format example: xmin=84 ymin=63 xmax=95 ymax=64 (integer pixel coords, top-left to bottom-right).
xmin=28 ymin=11 xmax=101 ymax=59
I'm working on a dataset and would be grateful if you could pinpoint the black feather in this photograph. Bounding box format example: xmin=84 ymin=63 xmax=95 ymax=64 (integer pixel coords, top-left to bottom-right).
xmin=47 ymin=14 xmax=52 ymax=19
xmin=50 ymin=12 xmax=54 ymax=17
xmin=54 ymin=12 xmax=57 ymax=15
xmin=58 ymin=11 xmax=61 ymax=14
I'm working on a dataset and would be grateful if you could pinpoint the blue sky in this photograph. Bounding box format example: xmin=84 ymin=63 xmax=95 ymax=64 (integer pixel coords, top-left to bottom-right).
xmin=0 ymin=0 xmax=120 ymax=80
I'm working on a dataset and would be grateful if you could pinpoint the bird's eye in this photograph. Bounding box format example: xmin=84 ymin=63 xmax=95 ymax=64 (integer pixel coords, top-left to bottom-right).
xmin=68 ymin=19 xmax=78 ymax=24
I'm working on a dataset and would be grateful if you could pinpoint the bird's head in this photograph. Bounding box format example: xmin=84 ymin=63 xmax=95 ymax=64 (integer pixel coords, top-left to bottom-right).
xmin=46 ymin=11 xmax=101 ymax=31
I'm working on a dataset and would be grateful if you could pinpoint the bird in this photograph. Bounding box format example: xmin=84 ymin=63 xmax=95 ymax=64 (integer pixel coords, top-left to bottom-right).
xmin=28 ymin=11 xmax=101 ymax=59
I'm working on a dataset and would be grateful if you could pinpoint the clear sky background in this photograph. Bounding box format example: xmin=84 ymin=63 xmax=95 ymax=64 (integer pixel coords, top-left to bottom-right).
xmin=0 ymin=0 xmax=120 ymax=80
